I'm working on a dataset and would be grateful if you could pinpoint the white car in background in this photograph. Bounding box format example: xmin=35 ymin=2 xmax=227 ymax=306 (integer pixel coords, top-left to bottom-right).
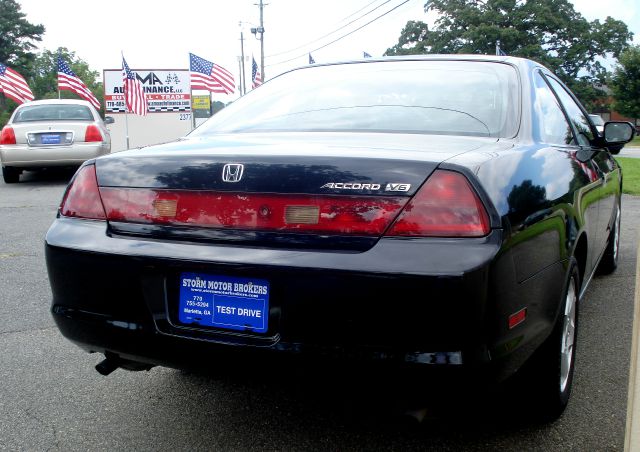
xmin=0 ymin=99 xmax=112 ymax=183
xmin=589 ymin=114 xmax=605 ymax=134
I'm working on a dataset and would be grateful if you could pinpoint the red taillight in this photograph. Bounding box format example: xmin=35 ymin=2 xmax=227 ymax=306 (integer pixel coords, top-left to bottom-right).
xmin=84 ymin=124 xmax=103 ymax=142
xmin=60 ymin=165 xmax=107 ymax=219
xmin=99 ymin=189 xmax=407 ymax=235
xmin=0 ymin=126 xmax=16 ymax=145
xmin=386 ymin=170 xmax=490 ymax=237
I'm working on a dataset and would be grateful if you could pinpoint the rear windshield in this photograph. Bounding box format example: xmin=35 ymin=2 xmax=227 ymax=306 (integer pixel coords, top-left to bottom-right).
xmin=13 ymin=104 xmax=94 ymax=122
xmin=192 ymin=60 xmax=520 ymax=138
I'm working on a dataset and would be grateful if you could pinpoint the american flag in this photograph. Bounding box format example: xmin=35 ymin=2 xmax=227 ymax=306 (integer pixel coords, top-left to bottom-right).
xmin=0 ymin=62 xmax=34 ymax=105
xmin=251 ymin=57 xmax=262 ymax=89
xmin=58 ymin=55 xmax=101 ymax=110
xmin=189 ymin=53 xmax=235 ymax=95
xmin=121 ymin=56 xmax=147 ymax=116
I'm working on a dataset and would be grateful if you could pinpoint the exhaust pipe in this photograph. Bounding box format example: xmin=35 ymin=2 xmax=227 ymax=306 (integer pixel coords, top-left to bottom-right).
xmin=402 ymin=407 xmax=429 ymax=424
xmin=95 ymin=356 xmax=120 ymax=376
xmin=94 ymin=352 xmax=155 ymax=375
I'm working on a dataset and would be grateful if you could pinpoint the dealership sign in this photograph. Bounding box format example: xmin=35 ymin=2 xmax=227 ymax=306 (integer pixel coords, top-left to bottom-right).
xmin=103 ymin=69 xmax=191 ymax=113
xmin=192 ymin=95 xmax=211 ymax=110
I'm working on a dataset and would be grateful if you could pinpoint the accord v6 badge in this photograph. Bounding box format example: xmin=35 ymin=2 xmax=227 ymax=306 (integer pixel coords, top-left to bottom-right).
xmin=319 ymin=182 xmax=411 ymax=191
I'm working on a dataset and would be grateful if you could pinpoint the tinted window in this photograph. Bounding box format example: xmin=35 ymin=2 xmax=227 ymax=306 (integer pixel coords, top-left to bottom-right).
xmin=193 ymin=61 xmax=519 ymax=138
xmin=545 ymin=77 xmax=594 ymax=147
xmin=533 ymin=72 xmax=573 ymax=145
xmin=14 ymin=104 xmax=94 ymax=122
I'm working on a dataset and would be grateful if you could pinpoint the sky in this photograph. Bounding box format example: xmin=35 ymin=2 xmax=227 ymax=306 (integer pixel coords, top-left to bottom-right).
xmin=15 ymin=0 xmax=640 ymax=100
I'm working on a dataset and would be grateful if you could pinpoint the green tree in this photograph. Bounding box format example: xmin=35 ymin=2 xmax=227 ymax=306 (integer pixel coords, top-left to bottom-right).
xmin=212 ymin=100 xmax=227 ymax=115
xmin=0 ymin=0 xmax=44 ymax=125
xmin=0 ymin=0 xmax=44 ymax=72
xmin=385 ymin=0 xmax=633 ymax=109
xmin=30 ymin=48 xmax=104 ymax=113
xmin=611 ymin=45 xmax=640 ymax=119
xmin=507 ymin=179 xmax=547 ymax=222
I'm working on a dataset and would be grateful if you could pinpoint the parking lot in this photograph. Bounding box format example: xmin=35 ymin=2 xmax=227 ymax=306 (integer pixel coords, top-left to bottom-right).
xmin=1 ymin=169 xmax=638 ymax=451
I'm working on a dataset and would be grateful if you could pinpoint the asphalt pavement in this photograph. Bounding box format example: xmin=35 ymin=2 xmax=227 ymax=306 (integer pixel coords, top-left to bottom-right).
xmin=0 ymin=169 xmax=638 ymax=451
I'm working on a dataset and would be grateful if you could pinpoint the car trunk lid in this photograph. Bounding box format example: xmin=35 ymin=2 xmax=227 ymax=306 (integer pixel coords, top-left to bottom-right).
xmin=96 ymin=132 xmax=495 ymax=194
xmin=11 ymin=121 xmax=95 ymax=146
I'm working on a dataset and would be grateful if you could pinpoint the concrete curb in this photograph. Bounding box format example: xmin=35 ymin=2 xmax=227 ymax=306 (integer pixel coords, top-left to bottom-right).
xmin=625 ymin=240 xmax=640 ymax=451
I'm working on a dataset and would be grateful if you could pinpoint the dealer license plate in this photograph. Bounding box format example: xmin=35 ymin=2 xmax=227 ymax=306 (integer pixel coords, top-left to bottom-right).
xmin=40 ymin=134 xmax=61 ymax=145
xmin=178 ymin=272 xmax=269 ymax=333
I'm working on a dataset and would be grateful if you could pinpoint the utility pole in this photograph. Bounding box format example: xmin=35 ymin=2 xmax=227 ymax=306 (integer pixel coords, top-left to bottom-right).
xmin=251 ymin=2 xmax=266 ymax=81
xmin=239 ymin=26 xmax=247 ymax=95
xmin=237 ymin=57 xmax=243 ymax=96
xmin=259 ymin=0 xmax=265 ymax=81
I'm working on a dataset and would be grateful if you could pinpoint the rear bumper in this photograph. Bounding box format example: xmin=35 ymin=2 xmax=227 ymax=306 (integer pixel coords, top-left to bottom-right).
xmin=45 ymin=217 xmax=563 ymax=382
xmin=0 ymin=143 xmax=109 ymax=168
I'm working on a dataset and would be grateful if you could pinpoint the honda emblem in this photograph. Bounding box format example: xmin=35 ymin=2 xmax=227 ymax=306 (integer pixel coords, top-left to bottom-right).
xmin=222 ymin=163 xmax=244 ymax=183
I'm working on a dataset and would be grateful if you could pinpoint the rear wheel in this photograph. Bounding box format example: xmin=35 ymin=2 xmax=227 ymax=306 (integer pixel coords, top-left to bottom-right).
xmin=518 ymin=258 xmax=580 ymax=422
xmin=598 ymin=202 xmax=621 ymax=275
xmin=2 ymin=166 xmax=21 ymax=183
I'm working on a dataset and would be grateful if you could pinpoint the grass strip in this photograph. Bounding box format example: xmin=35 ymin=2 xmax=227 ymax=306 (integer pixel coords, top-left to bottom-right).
xmin=618 ymin=157 xmax=640 ymax=195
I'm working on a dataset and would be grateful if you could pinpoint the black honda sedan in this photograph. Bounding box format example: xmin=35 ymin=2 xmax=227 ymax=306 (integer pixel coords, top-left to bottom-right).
xmin=46 ymin=55 xmax=634 ymax=421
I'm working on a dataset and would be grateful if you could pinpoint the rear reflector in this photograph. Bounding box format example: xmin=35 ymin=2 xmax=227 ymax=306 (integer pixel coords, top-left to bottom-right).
xmin=84 ymin=125 xmax=103 ymax=142
xmin=508 ymin=308 xmax=527 ymax=329
xmin=0 ymin=126 xmax=16 ymax=145
xmin=99 ymin=188 xmax=407 ymax=235
xmin=386 ymin=170 xmax=490 ymax=237
xmin=59 ymin=165 xmax=107 ymax=220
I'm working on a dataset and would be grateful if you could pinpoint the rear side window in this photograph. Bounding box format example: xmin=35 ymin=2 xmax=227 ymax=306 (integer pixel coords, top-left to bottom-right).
xmin=533 ymin=72 xmax=573 ymax=145
xmin=14 ymin=105 xmax=94 ymax=122
xmin=545 ymin=77 xmax=594 ymax=147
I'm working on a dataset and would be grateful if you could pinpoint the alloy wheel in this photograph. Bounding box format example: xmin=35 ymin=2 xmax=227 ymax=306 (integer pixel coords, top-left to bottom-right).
xmin=613 ymin=207 xmax=621 ymax=262
xmin=560 ymin=278 xmax=577 ymax=392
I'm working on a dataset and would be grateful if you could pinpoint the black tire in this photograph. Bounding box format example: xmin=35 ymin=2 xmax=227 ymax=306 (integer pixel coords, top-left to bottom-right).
xmin=518 ymin=258 xmax=580 ymax=423
xmin=598 ymin=201 xmax=621 ymax=275
xmin=2 ymin=166 xmax=20 ymax=184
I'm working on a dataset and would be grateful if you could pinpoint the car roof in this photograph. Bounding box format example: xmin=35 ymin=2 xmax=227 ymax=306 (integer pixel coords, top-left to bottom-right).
xmin=285 ymin=54 xmax=546 ymax=77
xmin=17 ymin=99 xmax=95 ymax=108
xmin=344 ymin=54 xmax=516 ymax=63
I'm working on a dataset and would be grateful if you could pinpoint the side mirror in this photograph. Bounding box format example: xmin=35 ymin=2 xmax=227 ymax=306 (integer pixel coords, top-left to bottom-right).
xmin=603 ymin=121 xmax=635 ymax=154
xmin=604 ymin=121 xmax=634 ymax=144
xmin=104 ymin=116 xmax=115 ymax=125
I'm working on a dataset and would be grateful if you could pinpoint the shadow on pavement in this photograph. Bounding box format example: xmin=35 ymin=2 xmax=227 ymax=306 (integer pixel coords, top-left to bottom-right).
xmin=166 ymin=355 xmax=545 ymax=442
xmin=11 ymin=167 xmax=77 ymax=185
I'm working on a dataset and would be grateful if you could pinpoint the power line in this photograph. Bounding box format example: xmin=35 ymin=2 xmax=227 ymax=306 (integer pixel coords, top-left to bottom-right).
xmin=267 ymin=0 xmax=411 ymax=67
xmin=339 ymin=0 xmax=382 ymax=23
xmin=266 ymin=0 xmax=412 ymax=68
xmin=265 ymin=0 xmax=389 ymax=59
